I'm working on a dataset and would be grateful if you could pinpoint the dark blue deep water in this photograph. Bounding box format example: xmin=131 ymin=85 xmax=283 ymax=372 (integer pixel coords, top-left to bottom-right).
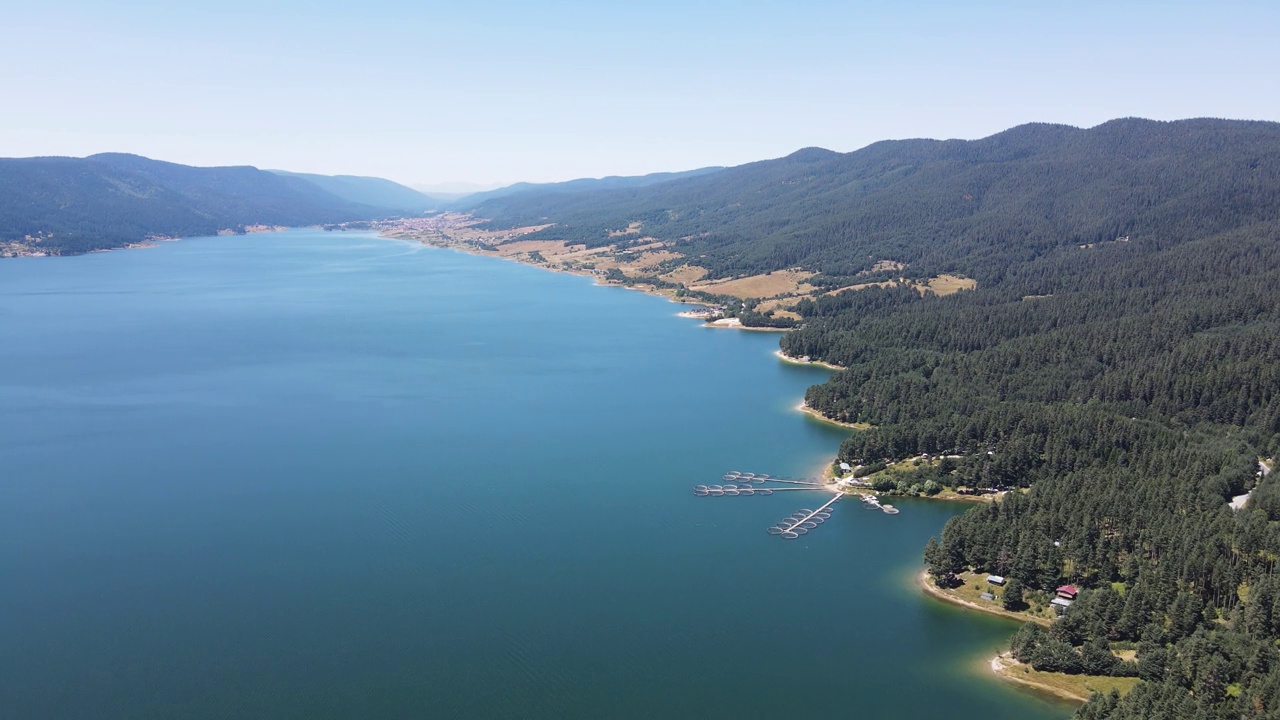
xmin=0 ymin=230 xmax=1069 ymax=719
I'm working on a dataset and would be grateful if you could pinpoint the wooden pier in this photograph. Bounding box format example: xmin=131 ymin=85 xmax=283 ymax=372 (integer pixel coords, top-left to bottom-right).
xmin=693 ymin=469 xmax=899 ymax=537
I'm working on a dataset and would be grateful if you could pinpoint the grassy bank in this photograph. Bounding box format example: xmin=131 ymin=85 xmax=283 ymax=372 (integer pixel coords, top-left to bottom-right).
xmin=991 ymin=652 xmax=1141 ymax=703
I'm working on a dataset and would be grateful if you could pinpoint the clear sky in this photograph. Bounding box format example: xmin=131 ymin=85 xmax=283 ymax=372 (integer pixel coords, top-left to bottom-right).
xmin=4 ymin=1 xmax=1278 ymax=187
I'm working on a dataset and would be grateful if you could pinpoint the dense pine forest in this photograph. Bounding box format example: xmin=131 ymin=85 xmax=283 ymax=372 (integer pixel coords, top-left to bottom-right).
xmin=473 ymin=118 xmax=1280 ymax=719
xmin=789 ymin=221 xmax=1280 ymax=718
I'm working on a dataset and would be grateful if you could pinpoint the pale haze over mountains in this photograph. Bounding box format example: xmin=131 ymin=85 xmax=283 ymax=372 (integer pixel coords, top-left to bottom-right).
xmin=4 ymin=2 xmax=1279 ymax=185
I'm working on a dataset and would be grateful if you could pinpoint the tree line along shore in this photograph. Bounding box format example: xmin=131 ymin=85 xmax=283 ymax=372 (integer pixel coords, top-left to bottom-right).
xmin=441 ymin=120 xmax=1280 ymax=720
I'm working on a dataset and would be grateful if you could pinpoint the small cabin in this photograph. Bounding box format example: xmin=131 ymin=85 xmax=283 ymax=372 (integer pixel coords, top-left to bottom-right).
xmin=1051 ymin=597 xmax=1074 ymax=613
xmin=1056 ymin=585 xmax=1079 ymax=600
xmin=986 ymin=575 xmax=1006 ymax=586
xmin=980 ymin=592 xmax=995 ymax=601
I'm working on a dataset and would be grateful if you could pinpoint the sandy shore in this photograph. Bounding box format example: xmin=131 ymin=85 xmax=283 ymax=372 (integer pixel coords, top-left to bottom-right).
xmin=701 ymin=317 xmax=789 ymax=332
xmin=775 ymin=349 xmax=845 ymax=371
xmin=989 ymin=653 xmax=1090 ymax=703
xmin=796 ymin=401 xmax=868 ymax=430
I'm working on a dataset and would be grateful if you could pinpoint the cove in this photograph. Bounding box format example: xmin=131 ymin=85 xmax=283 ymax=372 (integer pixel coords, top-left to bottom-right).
xmin=0 ymin=230 xmax=1070 ymax=719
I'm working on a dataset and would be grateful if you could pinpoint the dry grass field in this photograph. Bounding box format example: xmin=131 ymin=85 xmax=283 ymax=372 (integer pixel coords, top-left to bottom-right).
xmin=924 ymin=274 xmax=977 ymax=295
xmin=689 ymin=269 xmax=818 ymax=299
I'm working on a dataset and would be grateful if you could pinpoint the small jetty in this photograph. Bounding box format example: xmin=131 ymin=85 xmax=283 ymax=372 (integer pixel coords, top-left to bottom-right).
xmin=693 ymin=469 xmax=898 ymax=538
xmin=860 ymin=494 xmax=900 ymax=515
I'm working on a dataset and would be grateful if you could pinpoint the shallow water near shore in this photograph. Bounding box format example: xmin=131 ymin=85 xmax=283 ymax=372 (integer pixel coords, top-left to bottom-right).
xmin=0 ymin=230 xmax=1069 ymax=719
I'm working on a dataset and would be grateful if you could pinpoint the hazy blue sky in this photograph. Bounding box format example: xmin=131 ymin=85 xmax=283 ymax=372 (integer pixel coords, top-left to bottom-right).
xmin=4 ymin=1 xmax=1278 ymax=186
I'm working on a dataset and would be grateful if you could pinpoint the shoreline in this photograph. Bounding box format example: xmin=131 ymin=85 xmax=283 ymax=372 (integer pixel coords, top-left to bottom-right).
xmin=387 ymin=230 xmax=799 ymax=333
xmin=394 ymin=225 xmax=1057 ymax=710
xmin=988 ymin=653 xmax=1090 ymax=703
xmin=920 ymin=571 xmax=1093 ymax=705
xmin=4 ymin=225 xmax=298 ymax=260
xmin=50 ymin=225 xmax=1064 ymax=713
xmin=703 ymin=317 xmax=790 ymax=332
xmin=916 ymin=570 xmax=1052 ymax=627
xmin=775 ymin=349 xmax=845 ymax=371
xmin=795 ymin=401 xmax=867 ymax=430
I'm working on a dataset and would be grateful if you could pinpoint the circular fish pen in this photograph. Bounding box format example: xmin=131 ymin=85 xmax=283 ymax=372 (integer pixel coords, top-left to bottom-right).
xmin=767 ymin=526 xmax=784 ymax=535
xmin=782 ymin=531 xmax=799 ymax=539
xmin=739 ymin=487 xmax=755 ymax=496
xmin=758 ymin=488 xmax=773 ymax=495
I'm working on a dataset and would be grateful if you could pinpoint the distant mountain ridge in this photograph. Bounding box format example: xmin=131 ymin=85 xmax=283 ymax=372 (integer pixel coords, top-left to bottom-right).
xmin=269 ymin=170 xmax=441 ymax=213
xmin=0 ymin=153 xmax=736 ymax=255
xmin=0 ymin=153 xmax=389 ymax=255
xmin=454 ymin=166 xmax=725 ymax=207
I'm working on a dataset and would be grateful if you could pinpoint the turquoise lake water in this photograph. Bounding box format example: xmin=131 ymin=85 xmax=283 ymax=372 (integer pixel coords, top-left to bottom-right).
xmin=0 ymin=230 xmax=1070 ymax=719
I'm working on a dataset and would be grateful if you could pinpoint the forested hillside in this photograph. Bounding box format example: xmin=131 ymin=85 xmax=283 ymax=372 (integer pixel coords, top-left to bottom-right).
xmin=785 ymin=129 xmax=1280 ymax=719
xmin=473 ymin=118 xmax=1280 ymax=719
xmin=0 ymin=153 xmax=388 ymax=255
xmin=472 ymin=118 xmax=1280 ymax=287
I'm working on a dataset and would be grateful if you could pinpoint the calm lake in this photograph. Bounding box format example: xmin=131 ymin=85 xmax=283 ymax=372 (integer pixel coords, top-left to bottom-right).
xmin=0 ymin=230 xmax=1069 ymax=719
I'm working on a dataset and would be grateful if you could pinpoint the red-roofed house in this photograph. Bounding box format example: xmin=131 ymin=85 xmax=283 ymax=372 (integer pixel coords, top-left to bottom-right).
xmin=1056 ymin=585 xmax=1078 ymax=600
